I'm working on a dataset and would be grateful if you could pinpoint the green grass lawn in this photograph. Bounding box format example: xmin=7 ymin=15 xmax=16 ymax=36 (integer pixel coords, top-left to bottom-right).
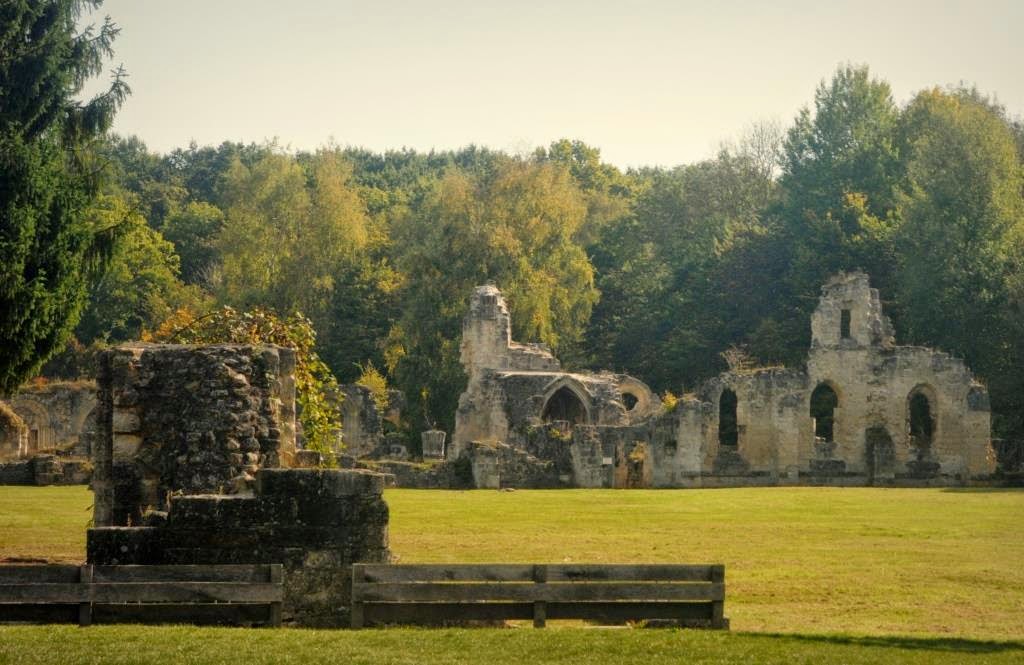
xmin=1 ymin=485 xmax=1023 ymax=663
xmin=1 ymin=625 xmax=1022 ymax=665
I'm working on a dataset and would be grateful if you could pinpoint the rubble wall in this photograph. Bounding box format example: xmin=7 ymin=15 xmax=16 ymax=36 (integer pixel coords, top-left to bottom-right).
xmin=92 ymin=343 xmax=297 ymax=527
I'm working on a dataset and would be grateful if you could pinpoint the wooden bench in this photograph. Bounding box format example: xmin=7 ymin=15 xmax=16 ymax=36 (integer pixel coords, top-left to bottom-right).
xmin=0 ymin=564 xmax=283 ymax=626
xmin=351 ymin=563 xmax=726 ymax=629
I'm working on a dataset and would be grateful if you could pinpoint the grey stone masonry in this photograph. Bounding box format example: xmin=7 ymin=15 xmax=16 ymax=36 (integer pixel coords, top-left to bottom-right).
xmin=87 ymin=467 xmax=390 ymax=627
xmin=92 ymin=343 xmax=297 ymax=527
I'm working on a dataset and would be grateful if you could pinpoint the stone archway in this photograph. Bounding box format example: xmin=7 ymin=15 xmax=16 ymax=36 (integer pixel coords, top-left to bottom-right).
xmin=10 ymin=398 xmax=51 ymax=454
xmin=0 ymin=403 xmax=28 ymax=457
xmin=906 ymin=385 xmax=940 ymax=477
xmin=541 ymin=386 xmax=589 ymax=425
xmin=810 ymin=382 xmax=840 ymax=443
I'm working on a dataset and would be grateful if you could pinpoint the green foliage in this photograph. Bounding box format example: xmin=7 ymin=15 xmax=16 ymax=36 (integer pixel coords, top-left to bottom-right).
xmin=0 ymin=0 xmax=128 ymax=395
xmin=387 ymin=155 xmax=597 ymax=433
xmin=147 ymin=306 xmax=342 ymax=460
xmin=356 ymin=361 xmax=389 ymax=413
xmin=75 ymin=192 xmax=208 ymax=344
xmin=59 ymin=62 xmax=1024 ymax=443
xmin=160 ymin=201 xmax=225 ymax=286
xmin=894 ymin=88 xmax=1024 ymax=435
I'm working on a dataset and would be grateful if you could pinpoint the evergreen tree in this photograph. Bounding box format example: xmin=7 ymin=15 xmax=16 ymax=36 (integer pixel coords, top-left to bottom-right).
xmin=0 ymin=0 xmax=128 ymax=394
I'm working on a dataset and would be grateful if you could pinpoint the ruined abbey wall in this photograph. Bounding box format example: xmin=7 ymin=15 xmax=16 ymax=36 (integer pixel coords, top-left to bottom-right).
xmin=2 ymin=382 xmax=96 ymax=457
xmin=451 ymin=273 xmax=994 ymax=488
xmin=453 ymin=285 xmax=657 ymax=458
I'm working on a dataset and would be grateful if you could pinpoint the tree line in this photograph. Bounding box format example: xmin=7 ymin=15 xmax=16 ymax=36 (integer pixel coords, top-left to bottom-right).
xmin=6 ymin=37 xmax=1024 ymax=443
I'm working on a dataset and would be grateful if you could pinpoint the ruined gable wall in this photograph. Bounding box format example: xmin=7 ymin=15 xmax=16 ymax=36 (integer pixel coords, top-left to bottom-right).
xmin=338 ymin=384 xmax=382 ymax=458
xmin=93 ymin=343 xmax=297 ymax=527
xmin=808 ymin=345 xmax=991 ymax=478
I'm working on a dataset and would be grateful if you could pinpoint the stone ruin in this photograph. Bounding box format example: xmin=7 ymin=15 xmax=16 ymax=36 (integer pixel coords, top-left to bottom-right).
xmin=0 ymin=382 xmax=96 ymax=485
xmin=335 ymin=383 xmax=405 ymax=458
xmin=454 ymin=284 xmax=658 ymax=456
xmin=450 ymin=273 xmax=995 ymax=488
xmin=0 ymin=402 xmax=27 ymax=458
xmin=86 ymin=343 xmax=390 ymax=627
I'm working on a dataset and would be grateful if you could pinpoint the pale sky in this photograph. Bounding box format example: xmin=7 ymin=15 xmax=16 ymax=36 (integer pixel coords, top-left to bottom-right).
xmin=81 ymin=0 xmax=1023 ymax=169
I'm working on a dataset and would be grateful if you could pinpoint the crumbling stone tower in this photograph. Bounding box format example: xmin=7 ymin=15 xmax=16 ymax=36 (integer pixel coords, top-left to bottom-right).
xmin=92 ymin=343 xmax=297 ymax=527
xmin=810 ymin=271 xmax=895 ymax=350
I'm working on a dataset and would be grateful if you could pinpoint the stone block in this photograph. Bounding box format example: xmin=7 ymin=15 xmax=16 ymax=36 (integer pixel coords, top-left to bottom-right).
xmin=87 ymin=527 xmax=160 ymax=565
xmin=421 ymin=429 xmax=446 ymax=459
xmin=111 ymin=410 xmax=140 ymax=433
xmin=320 ymin=469 xmax=384 ymax=497
xmin=112 ymin=433 xmax=143 ymax=459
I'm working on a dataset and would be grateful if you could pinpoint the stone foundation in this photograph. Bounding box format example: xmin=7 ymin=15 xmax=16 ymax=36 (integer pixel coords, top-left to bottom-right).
xmin=87 ymin=468 xmax=390 ymax=627
xmin=0 ymin=454 xmax=91 ymax=485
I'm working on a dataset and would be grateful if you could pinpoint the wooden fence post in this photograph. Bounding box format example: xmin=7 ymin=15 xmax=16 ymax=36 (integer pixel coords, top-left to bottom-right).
xmin=710 ymin=564 xmax=725 ymax=629
xmin=268 ymin=564 xmax=283 ymax=627
xmin=532 ymin=564 xmax=547 ymax=628
xmin=350 ymin=565 xmax=365 ymax=629
xmin=78 ymin=565 xmax=93 ymax=627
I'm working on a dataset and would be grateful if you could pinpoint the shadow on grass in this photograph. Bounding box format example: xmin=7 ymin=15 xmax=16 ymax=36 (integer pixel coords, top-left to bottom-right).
xmin=939 ymin=487 xmax=1024 ymax=493
xmin=739 ymin=632 xmax=1024 ymax=654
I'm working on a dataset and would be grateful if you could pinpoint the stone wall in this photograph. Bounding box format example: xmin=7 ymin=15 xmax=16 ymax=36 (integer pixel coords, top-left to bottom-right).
xmin=450 ymin=272 xmax=995 ymax=488
xmin=92 ymin=343 xmax=297 ymax=527
xmin=2 ymin=381 xmax=96 ymax=457
xmin=87 ymin=468 xmax=390 ymax=627
xmin=683 ymin=272 xmax=993 ymax=485
xmin=453 ymin=284 xmax=657 ymax=458
xmin=335 ymin=384 xmax=405 ymax=458
xmin=464 ymin=440 xmax=565 ymax=489
xmin=0 ymin=455 xmax=92 ymax=485
xmin=0 ymin=402 xmax=27 ymax=458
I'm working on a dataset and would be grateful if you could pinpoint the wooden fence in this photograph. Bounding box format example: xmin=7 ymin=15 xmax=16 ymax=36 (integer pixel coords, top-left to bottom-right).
xmin=351 ymin=563 xmax=726 ymax=629
xmin=0 ymin=564 xmax=283 ymax=626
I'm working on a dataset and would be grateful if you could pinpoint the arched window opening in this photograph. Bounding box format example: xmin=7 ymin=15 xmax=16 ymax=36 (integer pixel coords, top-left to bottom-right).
xmin=542 ymin=386 xmax=587 ymax=425
xmin=718 ymin=389 xmax=738 ymax=447
xmin=621 ymin=392 xmax=639 ymax=411
xmin=810 ymin=383 xmax=839 ymax=442
xmin=909 ymin=391 xmax=935 ymax=451
xmin=840 ymin=309 xmax=852 ymax=339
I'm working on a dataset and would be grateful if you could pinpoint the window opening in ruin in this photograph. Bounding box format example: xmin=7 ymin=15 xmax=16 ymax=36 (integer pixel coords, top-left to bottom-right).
xmin=621 ymin=392 xmax=639 ymax=411
xmin=28 ymin=429 xmax=38 ymax=453
xmin=810 ymin=383 xmax=839 ymax=442
xmin=542 ymin=386 xmax=588 ymax=425
xmin=718 ymin=389 xmax=738 ymax=447
xmin=840 ymin=309 xmax=852 ymax=339
xmin=909 ymin=391 xmax=934 ymax=451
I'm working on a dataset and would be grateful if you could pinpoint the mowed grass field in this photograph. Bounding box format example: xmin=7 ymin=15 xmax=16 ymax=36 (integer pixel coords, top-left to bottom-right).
xmin=1 ymin=485 xmax=1023 ymax=664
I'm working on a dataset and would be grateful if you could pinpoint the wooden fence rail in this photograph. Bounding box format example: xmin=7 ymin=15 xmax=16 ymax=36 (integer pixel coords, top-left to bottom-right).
xmin=351 ymin=563 xmax=727 ymax=629
xmin=0 ymin=564 xmax=283 ymax=626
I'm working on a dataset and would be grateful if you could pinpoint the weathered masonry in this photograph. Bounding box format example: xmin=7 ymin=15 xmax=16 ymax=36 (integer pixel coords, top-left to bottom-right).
xmin=92 ymin=343 xmax=299 ymax=526
xmin=0 ymin=381 xmax=96 ymax=459
xmin=87 ymin=342 xmax=390 ymax=626
xmin=451 ymin=273 xmax=994 ymax=487
xmin=453 ymin=284 xmax=658 ymax=459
